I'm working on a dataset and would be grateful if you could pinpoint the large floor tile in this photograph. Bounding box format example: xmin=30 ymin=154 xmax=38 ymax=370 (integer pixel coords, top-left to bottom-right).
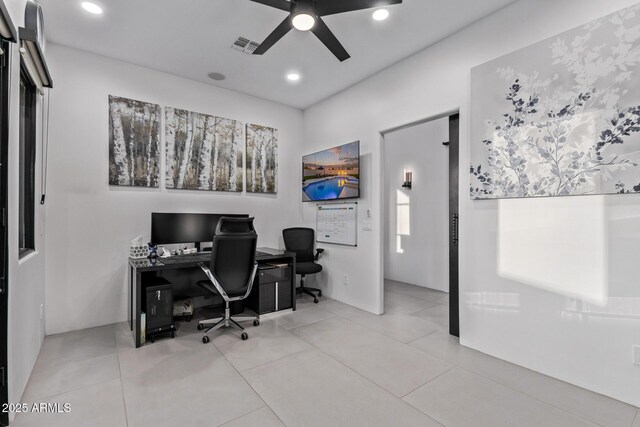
xmin=385 ymin=280 xmax=449 ymax=305
xmin=11 ymin=379 xmax=127 ymax=427
xmin=220 ymin=406 xmax=284 ymax=427
xmin=292 ymin=318 xmax=452 ymax=397
xmin=404 ymin=367 xmax=596 ymax=427
xmin=320 ymin=298 xmax=440 ymax=343
xmin=410 ymin=332 xmax=638 ymax=427
xmin=384 ymin=291 xmax=440 ymax=315
xmin=271 ymin=304 xmax=335 ymax=330
xmin=410 ymin=330 xmax=477 ymax=365
xmin=22 ymin=353 xmax=120 ymax=401
xmin=319 ymin=298 xmax=368 ymax=317
xmin=458 ymin=353 xmax=638 ymax=427
xmin=35 ymin=324 xmax=117 ymax=369
xmin=346 ymin=309 xmax=441 ymax=343
xmin=212 ymin=319 xmax=311 ymax=371
xmin=119 ymin=333 xmax=264 ymax=427
xmin=410 ymin=305 xmax=449 ymax=330
xmin=242 ymin=348 xmax=441 ymax=427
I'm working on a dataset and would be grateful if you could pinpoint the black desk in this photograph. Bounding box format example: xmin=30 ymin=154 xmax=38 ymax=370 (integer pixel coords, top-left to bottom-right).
xmin=128 ymin=250 xmax=297 ymax=348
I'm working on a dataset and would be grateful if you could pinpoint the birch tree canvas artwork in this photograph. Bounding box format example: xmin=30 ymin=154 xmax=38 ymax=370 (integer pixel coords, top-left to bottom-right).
xmin=246 ymin=124 xmax=278 ymax=193
xmin=108 ymin=96 xmax=161 ymax=187
xmin=165 ymin=107 xmax=244 ymax=192
xmin=470 ymin=4 xmax=640 ymax=200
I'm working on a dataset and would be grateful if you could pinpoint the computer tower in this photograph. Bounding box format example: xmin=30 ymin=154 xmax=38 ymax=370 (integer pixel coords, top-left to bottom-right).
xmin=143 ymin=280 xmax=175 ymax=341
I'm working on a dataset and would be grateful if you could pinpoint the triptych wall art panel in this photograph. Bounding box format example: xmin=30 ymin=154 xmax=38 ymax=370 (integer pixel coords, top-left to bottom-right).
xmin=108 ymin=96 xmax=161 ymax=187
xmin=108 ymin=97 xmax=278 ymax=194
xmin=246 ymin=124 xmax=278 ymax=194
xmin=165 ymin=107 xmax=244 ymax=192
xmin=470 ymin=4 xmax=640 ymax=200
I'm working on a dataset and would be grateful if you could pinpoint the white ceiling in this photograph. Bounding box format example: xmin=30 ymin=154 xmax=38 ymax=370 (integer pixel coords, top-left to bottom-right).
xmin=40 ymin=0 xmax=516 ymax=109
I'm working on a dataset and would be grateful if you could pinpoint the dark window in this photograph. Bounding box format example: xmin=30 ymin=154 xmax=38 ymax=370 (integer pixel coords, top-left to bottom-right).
xmin=19 ymin=65 xmax=36 ymax=257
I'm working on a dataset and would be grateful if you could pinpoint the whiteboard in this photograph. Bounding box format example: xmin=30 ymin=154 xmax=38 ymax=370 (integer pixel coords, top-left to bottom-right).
xmin=316 ymin=203 xmax=358 ymax=246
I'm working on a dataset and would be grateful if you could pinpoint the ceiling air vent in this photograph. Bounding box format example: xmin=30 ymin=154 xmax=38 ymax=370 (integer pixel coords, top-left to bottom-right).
xmin=231 ymin=37 xmax=260 ymax=54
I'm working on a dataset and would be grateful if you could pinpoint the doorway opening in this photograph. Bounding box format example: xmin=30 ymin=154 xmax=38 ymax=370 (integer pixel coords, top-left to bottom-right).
xmin=381 ymin=113 xmax=459 ymax=337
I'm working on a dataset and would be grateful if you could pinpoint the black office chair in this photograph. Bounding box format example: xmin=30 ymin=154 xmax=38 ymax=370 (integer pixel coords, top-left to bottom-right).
xmin=196 ymin=217 xmax=259 ymax=342
xmin=282 ymin=228 xmax=325 ymax=304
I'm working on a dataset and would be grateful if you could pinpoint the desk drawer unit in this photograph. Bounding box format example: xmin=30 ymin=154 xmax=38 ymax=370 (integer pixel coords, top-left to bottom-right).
xmin=252 ymin=266 xmax=292 ymax=314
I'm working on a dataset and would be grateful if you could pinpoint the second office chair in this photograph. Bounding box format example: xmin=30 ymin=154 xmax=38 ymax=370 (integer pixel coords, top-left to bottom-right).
xmin=282 ymin=227 xmax=325 ymax=303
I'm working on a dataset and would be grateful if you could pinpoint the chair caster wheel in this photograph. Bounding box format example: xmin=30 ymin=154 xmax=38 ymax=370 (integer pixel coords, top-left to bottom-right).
xmin=314 ymin=298 xmax=319 ymax=304
xmin=197 ymin=324 xmax=204 ymax=331
xmin=150 ymin=336 xmax=155 ymax=343
xmin=186 ymin=316 xmax=193 ymax=322
xmin=241 ymin=332 xmax=248 ymax=341
xmin=170 ymin=331 xmax=175 ymax=338
xmin=202 ymin=336 xmax=210 ymax=344
xmin=317 ymin=290 xmax=322 ymax=297
xmin=253 ymin=319 xmax=260 ymax=326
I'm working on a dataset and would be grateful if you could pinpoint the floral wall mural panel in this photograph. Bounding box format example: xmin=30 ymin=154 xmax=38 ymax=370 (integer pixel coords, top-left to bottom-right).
xmin=470 ymin=4 xmax=640 ymax=200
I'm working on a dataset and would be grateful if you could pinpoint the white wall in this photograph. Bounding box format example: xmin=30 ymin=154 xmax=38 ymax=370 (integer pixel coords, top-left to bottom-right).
xmin=302 ymin=0 xmax=640 ymax=407
xmin=5 ymin=0 xmax=47 ymax=418
xmin=383 ymin=118 xmax=449 ymax=292
xmin=44 ymin=44 xmax=304 ymax=335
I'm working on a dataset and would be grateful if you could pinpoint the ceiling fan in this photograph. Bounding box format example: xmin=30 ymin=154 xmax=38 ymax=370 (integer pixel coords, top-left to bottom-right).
xmin=250 ymin=0 xmax=403 ymax=62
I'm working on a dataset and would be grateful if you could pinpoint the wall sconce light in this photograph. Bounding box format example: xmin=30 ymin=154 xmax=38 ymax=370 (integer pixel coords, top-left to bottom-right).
xmin=402 ymin=170 xmax=412 ymax=190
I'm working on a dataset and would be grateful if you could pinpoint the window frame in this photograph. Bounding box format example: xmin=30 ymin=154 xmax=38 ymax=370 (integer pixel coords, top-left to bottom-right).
xmin=18 ymin=61 xmax=36 ymax=258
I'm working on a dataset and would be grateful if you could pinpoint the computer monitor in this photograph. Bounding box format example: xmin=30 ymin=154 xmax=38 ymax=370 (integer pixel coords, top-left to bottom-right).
xmin=151 ymin=213 xmax=249 ymax=247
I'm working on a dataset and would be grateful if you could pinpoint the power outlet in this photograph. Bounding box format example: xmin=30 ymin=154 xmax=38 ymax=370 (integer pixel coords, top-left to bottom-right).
xmin=343 ymin=274 xmax=349 ymax=286
xmin=634 ymin=345 xmax=640 ymax=366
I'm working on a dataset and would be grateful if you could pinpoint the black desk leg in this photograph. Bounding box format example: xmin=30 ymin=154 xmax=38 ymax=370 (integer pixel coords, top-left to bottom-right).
xmin=135 ymin=271 xmax=142 ymax=348
xmin=129 ymin=266 xmax=133 ymax=331
xmin=291 ymin=258 xmax=296 ymax=311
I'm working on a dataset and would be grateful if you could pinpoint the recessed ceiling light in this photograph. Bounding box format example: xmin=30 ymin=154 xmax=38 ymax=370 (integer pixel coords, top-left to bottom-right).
xmin=208 ymin=72 xmax=226 ymax=81
xmin=292 ymin=13 xmax=316 ymax=31
xmin=81 ymin=1 xmax=103 ymax=15
xmin=372 ymin=9 xmax=389 ymax=21
xmin=287 ymin=72 xmax=301 ymax=82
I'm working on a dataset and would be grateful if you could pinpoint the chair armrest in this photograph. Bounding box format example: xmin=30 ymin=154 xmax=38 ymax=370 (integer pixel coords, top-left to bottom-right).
xmin=241 ymin=263 xmax=259 ymax=300
xmin=198 ymin=262 xmax=230 ymax=302
xmin=198 ymin=262 xmax=258 ymax=302
xmin=315 ymin=248 xmax=325 ymax=260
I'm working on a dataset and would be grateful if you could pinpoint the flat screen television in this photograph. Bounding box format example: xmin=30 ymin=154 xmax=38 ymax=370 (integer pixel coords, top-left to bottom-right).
xmin=302 ymin=141 xmax=360 ymax=202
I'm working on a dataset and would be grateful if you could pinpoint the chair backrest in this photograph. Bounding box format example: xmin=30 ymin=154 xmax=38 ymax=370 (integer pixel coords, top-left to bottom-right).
xmin=282 ymin=227 xmax=315 ymax=263
xmin=210 ymin=217 xmax=257 ymax=295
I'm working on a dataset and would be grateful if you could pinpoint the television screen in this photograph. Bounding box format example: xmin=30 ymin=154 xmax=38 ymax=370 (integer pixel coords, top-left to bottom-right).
xmin=302 ymin=141 xmax=360 ymax=202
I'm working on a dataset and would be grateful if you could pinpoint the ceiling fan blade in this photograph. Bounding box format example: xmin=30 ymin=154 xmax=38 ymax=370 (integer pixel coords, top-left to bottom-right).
xmin=311 ymin=18 xmax=350 ymax=62
xmin=316 ymin=0 xmax=402 ymax=16
xmin=253 ymin=17 xmax=294 ymax=55
xmin=249 ymin=0 xmax=292 ymax=12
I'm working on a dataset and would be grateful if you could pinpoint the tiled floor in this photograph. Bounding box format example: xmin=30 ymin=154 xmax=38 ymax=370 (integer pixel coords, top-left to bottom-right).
xmin=12 ymin=279 xmax=640 ymax=427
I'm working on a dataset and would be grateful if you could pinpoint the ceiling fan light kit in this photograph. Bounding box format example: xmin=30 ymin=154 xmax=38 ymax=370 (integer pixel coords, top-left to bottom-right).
xmin=292 ymin=13 xmax=315 ymax=31
xmin=250 ymin=0 xmax=402 ymax=62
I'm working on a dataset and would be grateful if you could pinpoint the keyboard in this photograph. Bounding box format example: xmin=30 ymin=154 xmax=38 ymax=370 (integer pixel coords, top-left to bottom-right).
xmin=158 ymin=254 xmax=210 ymax=265
xmin=159 ymin=251 xmax=272 ymax=265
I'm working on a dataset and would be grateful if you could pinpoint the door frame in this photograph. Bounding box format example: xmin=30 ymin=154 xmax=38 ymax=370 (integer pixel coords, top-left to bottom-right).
xmin=379 ymin=109 xmax=461 ymax=337
xmin=0 ymin=39 xmax=10 ymax=427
